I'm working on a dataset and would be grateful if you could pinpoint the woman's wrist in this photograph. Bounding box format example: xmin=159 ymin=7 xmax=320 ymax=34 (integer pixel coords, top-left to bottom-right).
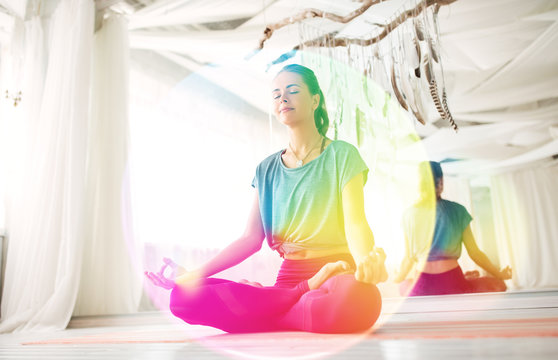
xmin=393 ymin=273 xmax=405 ymax=283
xmin=497 ymin=266 xmax=512 ymax=280
xmin=192 ymin=267 xmax=208 ymax=279
xmin=487 ymin=265 xmax=504 ymax=279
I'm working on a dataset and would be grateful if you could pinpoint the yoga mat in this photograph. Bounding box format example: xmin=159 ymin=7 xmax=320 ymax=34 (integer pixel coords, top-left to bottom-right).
xmin=22 ymin=318 xmax=558 ymax=345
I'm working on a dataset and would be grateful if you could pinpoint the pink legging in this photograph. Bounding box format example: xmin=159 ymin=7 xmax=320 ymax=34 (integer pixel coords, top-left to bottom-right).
xmin=169 ymin=254 xmax=382 ymax=333
xmin=399 ymin=265 xmax=507 ymax=296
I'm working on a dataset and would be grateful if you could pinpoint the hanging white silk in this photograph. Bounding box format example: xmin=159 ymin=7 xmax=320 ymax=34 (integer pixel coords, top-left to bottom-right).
xmin=72 ymin=14 xmax=143 ymax=317
xmin=0 ymin=0 xmax=93 ymax=333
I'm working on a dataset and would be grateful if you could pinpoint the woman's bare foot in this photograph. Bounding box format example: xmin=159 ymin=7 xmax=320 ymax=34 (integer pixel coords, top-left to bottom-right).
xmin=464 ymin=270 xmax=480 ymax=280
xmin=239 ymin=279 xmax=264 ymax=287
xmin=308 ymin=261 xmax=353 ymax=290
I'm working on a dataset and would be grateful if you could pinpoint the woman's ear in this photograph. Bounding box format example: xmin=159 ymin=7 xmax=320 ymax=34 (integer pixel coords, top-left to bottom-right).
xmin=436 ymin=178 xmax=444 ymax=195
xmin=312 ymin=93 xmax=320 ymax=111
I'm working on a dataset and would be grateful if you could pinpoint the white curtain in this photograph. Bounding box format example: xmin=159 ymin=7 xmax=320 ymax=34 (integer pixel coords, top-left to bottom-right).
xmin=0 ymin=17 xmax=37 ymax=233
xmin=72 ymin=15 xmax=142 ymax=317
xmin=0 ymin=15 xmax=44 ymax=309
xmin=490 ymin=163 xmax=558 ymax=289
xmin=0 ymin=0 xmax=93 ymax=333
xmin=0 ymin=0 xmax=27 ymax=19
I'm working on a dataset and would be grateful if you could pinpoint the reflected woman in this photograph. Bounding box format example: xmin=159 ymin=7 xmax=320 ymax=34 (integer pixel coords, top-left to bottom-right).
xmin=145 ymin=64 xmax=387 ymax=333
xmin=395 ymin=161 xmax=512 ymax=296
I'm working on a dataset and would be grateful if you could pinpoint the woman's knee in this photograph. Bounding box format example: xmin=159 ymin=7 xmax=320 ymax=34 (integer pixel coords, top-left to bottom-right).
xmin=321 ymin=275 xmax=382 ymax=331
xmin=345 ymin=277 xmax=382 ymax=318
xmin=169 ymin=286 xmax=198 ymax=320
xmin=469 ymin=277 xmax=507 ymax=293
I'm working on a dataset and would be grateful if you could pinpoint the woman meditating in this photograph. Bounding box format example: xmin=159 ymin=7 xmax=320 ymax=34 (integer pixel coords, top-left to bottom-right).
xmin=395 ymin=161 xmax=512 ymax=296
xmin=145 ymin=64 xmax=387 ymax=333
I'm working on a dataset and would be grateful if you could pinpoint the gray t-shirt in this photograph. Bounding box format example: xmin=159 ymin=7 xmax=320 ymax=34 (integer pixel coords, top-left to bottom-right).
xmin=251 ymin=140 xmax=369 ymax=257
xmin=403 ymin=199 xmax=473 ymax=261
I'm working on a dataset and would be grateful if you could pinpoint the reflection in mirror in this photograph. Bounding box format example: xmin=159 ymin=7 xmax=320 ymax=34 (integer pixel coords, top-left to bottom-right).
xmin=393 ymin=161 xmax=510 ymax=297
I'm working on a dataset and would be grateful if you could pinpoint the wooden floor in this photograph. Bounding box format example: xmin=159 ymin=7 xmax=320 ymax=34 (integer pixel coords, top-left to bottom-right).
xmin=1 ymin=290 xmax=558 ymax=359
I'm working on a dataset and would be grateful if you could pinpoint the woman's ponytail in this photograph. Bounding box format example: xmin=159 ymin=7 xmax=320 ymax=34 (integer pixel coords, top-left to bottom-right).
xmin=315 ymin=89 xmax=329 ymax=137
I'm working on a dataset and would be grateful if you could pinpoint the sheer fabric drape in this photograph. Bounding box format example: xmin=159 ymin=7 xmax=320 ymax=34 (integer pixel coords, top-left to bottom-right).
xmin=73 ymin=15 xmax=142 ymax=317
xmin=490 ymin=163 xmax=558 ymax=289
xmin=0 ymin=0 xmax=93 ymax=333
xmin=0 ymin=1 xmax=140 ymax=332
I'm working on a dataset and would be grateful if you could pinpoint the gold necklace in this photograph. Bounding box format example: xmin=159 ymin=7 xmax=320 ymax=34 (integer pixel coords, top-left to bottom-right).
xmin=288 ymin=136 xmax=324 ymax=167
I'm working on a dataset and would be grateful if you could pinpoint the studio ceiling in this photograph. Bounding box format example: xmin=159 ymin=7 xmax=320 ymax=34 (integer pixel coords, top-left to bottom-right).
xmin=1 ymin=0 xmax=557 ymax=174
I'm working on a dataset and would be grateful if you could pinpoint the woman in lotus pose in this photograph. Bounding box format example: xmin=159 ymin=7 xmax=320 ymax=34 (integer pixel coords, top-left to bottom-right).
xmin=395 ymin=161 xmax=512 ymax=296
xmin=145 ymin=64 xmax=387 ymax=333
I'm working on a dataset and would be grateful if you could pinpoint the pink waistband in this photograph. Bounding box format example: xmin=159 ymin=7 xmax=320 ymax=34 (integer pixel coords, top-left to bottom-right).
xmin=273 ymin=253 xmax=355 ymax=288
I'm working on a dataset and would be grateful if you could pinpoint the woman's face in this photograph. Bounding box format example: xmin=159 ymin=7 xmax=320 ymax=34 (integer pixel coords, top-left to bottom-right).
xmin=271 ymin=71 xmax=319 ymax=128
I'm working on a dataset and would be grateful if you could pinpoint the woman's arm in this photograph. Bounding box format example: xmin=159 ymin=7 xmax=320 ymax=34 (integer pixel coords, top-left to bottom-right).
xmin=342 ymin=172 xmax=387 ymax=284
xmin=394 ymin=235 xmax=415 ymax=283
xmin=462 ymin=225 xmax=511 ymax=280
xmin=175 ymin=191 xmax=265 ymax=284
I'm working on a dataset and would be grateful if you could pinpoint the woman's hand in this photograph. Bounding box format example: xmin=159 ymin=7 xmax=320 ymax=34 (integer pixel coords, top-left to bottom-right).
xmin=355 ymin=247 xmax=388 ymax=285
xmin=497 ymin=266 xmax=512 ymax=280
xmin=144 ymin=257 xmax=188 ymax=290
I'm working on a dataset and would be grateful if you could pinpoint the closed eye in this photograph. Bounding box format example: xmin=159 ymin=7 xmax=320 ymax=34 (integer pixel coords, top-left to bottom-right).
xmin=272 ymin=90 xmax=299 ymax=99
